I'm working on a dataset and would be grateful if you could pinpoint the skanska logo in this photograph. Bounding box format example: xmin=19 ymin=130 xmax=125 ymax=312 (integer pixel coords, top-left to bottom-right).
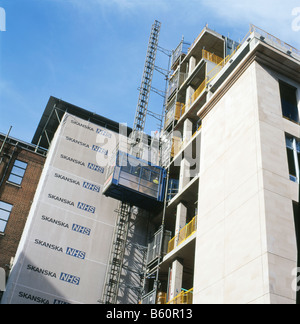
xmin=0 ymin=7 xmax=5 ymax=31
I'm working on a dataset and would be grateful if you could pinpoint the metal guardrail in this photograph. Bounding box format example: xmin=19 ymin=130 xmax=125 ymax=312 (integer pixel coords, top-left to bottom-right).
xmin=206 ymin=24 xmax=300 ymax=88
xmin=202 ymin=49 xmax=223 ymax=65
xmin=179 ymin=77 xmax=207 ymax=118
xmin=167 ymin=288 xmax=194 ymax=305
xmin=250 ymin=24 xmax=300 ymax=57
xmin=141 ymin=289 xmax=157 ymax=304
xmin=171 ymin=40 xmax=190 ymax=68
xmin=178 ymin=50 xmax=223 ymax=118
xmin=147 ymin=227 xmax=163 ymax=265
xmin=167 ymin=216 xmax=197 ymax=253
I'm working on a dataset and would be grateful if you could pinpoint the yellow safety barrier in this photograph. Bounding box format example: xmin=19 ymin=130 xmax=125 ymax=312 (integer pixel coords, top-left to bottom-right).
xmin=202 ymin=49 xmax=223 ymax=65
xmin=180 ymin=78 xmax=207 ymax=118
xmin=206 ymin=27 xmax=252 ymax=84
xmin=175 ymin=102 xmax=183 ymax=120
xmin=176 ymin=26 xmax=257 ymax=134
xmin=167 ymin=216 xmax=197 ymax=253
xmin=167 ymin=288 xmax=194 ymax=305
xmin=156 ymin=292 xmax=167 ymax=304
xmin=167 ymin=236 xmax=176 ymax=253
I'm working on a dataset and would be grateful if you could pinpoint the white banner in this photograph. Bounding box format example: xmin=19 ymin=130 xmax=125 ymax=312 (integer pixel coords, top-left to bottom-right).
xmin=2 ymin=114 xmax=123 ymax=304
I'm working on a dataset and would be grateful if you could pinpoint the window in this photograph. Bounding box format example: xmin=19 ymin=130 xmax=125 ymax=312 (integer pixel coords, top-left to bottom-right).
xmin=150 ymin=171 xmax=160 ymax=186
xmin=286 ymin=135 xmax=300 ymax=182
xmin=141 ymin=168 xmax=151 ymax=181
xmin=280 ymin=81 xmax=299 ymax=123
xmin=8 ymin=160 xmax=28 ymax=185
xmin=0 ymin=201 xmax=13 ymax=233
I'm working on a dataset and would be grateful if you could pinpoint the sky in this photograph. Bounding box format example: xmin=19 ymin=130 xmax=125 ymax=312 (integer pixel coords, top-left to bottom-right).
xmin=0 ymin=0 xmax=299 ymax=143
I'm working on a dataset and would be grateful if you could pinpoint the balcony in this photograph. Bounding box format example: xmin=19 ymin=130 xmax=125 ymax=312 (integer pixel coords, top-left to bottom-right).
xmin=167 ymin=216 xmax=197 ymax=254
xmin=164 ymin=101 xmax=183 ymax=130
xmin=178 ymin=49 xmax=223 ymax=116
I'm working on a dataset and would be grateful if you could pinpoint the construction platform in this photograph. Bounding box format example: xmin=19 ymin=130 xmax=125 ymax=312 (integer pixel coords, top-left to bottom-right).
xmin=103 ymin=150 xmax=167 ymax=210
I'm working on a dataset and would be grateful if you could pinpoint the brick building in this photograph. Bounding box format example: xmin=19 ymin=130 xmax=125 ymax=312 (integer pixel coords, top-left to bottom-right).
xmin=0 ymin=131 xmax=46 ymax=294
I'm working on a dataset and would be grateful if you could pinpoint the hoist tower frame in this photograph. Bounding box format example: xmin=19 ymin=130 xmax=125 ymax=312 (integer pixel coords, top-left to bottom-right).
xmin=131 ymin=20 xmax=161 ymax=155
xmin=101 ymin=20 xmax=162 ymax=304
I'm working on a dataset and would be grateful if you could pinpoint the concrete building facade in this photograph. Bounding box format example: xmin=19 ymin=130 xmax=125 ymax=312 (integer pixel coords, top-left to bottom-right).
xmin=195 ymin=49 xmax=299 ymax=304
xmin=148 ymin=25 xmax=300 ymax=304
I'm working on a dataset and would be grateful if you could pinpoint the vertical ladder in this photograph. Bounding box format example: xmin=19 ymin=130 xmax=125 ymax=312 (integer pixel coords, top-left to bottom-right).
xmin=132 ymin=20 xmax=161 ymax=157
xmin=102 ymin=202 xmax=131 ymax=304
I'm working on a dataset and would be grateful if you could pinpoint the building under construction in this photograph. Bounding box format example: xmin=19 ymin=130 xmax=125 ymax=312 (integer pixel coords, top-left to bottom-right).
xmin=1 ymin=21 xmax=300 ymax=304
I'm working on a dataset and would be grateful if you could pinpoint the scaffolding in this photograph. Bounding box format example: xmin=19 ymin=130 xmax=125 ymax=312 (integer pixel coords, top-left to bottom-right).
xmin=101 ymin=202 xmax=131 ymax=304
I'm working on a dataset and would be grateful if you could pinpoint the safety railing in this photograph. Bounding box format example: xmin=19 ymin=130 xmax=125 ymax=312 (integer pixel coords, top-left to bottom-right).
xmin=202 ymin=49 xmax=223 ymax=65
xmin=171 ymin=40 xmax=190 ymax=68
xmin=167 ymin=216 xmax=197 ymax=253
xmin=180 ymin=78 xmax=208 ymax=118
xmin=167 ymin=71 xmax=188 ymax=99
xmin=203 ymin=27 xmax=253 ymax=85
xmin=250 ymin=24 xmax=300 ymax=57
xmin=183 ymin=24 xmax=299 ymax=116
xmin=205 ymin=41 xmax=243 ymax=85
xmin=177 ymin=49 xmax=223 ymax=118
xmin=164 ymin=101 xmax=183 ymax=129
xmin=167 ymin=288 xmax=194 ymax=305
xmin=179 ymin=34 xmax=248 ymax=119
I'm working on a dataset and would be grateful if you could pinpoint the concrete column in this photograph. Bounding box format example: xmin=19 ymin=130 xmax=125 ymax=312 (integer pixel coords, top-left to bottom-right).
xmin=183 ymin=118 xmax=193 ymax=144
xmin=175 ymin=203 xmax=187 ymax=246
xmin=188 ymin=56 xmax=196 ymax=75
xmin=169 ymin=258 xmax=184 ymax=301
xmin=185 ymin=86 xmax=195 ymax=108
xmin=179 ymin=158 xmax=191 ymax=191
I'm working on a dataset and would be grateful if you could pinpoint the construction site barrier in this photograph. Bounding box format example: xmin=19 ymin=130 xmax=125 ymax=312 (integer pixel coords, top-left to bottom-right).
xmin=167 ymin=216 xmax=197 ymax=253
xmin=202 ymin=49 xmax=223 ymax=65
xmin=167 ymin=288 xmax=194 ymax=305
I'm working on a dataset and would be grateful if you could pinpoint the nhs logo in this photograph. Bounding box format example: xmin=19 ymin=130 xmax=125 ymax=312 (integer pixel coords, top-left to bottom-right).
xmin=66 ymin=247 xmax=86 ymax=260
xmin=59 ymin=272 xmax=80 ymax=286
xmin=77 ymin=202 xmax=96 ymax=214
xmin=82 ymin=181 xmax=101 ymax=193
xmin=72 ymin=224 xmax=91 ymax=236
